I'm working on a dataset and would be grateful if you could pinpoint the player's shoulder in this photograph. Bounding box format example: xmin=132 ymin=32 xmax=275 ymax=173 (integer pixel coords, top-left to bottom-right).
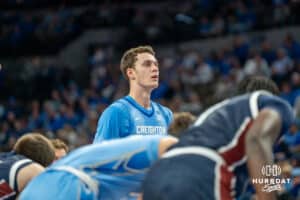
xmin=0 ymin=152 xmax=28 ymax=164
xmin=240 ymin=90 xmax=289 ymax=106
xmin=0 ymin=153 xmax=32 ymax=190
xmin=248 ymin=90 xmax=293 ymax=119
xmin=254 ymin=90 xmax=292 ymax=107
xmin=152 ymin=101 xmax=172 ymax=112
xmin=152 ymin=101 xmax=173 ymax=119
xmin=104 ymin=98 xmax=129 ymax=113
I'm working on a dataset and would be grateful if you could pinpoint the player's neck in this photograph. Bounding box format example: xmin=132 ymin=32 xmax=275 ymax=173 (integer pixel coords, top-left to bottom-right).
xmin=129 ymin=90 xmax=151 ymax=109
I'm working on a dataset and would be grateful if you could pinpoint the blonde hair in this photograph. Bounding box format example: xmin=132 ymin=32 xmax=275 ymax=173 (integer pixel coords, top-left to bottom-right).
xmin=13 ymin=133 xmax=55 ymax=167
xmin=51 ymin=138 xmax=69 ymax=153
xmin=120 ymin=45 xmax=155 ymax=80
xmin=168 ymin=112 xmax=196 ymax=137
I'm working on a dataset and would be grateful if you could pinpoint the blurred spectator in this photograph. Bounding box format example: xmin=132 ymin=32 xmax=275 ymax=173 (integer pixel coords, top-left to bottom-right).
xmin=179 ymin=91 xmax=203 ymax=116
xmin=271 ymin=48 xmax=293 ymax=83
xmin=283 ymin=33 xmax=300 ymax=59
xmin=280 ymin=81 xmax=295 ymax=106
xmin=281 ymin=122 xmax=300 ymax=154
xmin=232 ymin=35 xmax=250 ymax=64
xmin=244 ymin=51 xmax=271 ymax=77
xmin=273 ymin=0 xmax=290 ymax=26
xmin=181 ymin=54 xmax=213 ymax=85
xmin=261 ymin=39 xmax=277 ymax=65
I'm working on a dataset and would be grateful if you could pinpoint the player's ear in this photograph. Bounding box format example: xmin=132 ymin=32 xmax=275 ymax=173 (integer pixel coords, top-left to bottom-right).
xmin=127 ymin=68 xmax=135 ymax=80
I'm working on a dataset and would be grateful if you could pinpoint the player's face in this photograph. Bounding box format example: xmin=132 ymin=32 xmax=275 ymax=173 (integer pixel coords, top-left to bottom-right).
xmin=131 ymin=52 xmax=159 ymax=90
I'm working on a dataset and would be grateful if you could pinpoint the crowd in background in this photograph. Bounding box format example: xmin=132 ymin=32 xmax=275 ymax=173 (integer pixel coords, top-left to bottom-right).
xmin=1 ymin=32 xmax=300 ymax=149
xmin=1 ymin=0 xmax=300 ymax=55
xmin=1 ymin=0 xmax=300 ymax=199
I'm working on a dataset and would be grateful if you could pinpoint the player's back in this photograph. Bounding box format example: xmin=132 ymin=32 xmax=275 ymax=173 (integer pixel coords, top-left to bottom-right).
xmin=170 ymin=90 xmax=293 ymax=197
xmin=173 ymin=91 xmax=293 ymax=165
xmin=173 ymin=93 xmax=253 ymax=150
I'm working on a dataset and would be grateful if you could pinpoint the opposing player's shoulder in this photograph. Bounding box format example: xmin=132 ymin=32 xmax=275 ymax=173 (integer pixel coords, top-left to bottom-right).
xmin=257 ymin=92 xmax=293 ymax=111
xmin=0 ymin=153 xmax=33 ymax=196
xmin=0 ymin=153 xmax=30 ymax=169
xmin=247 ymin=90 xmax=292 ymax=116
xmin=254 ymin=91 xmax=294 ymax=133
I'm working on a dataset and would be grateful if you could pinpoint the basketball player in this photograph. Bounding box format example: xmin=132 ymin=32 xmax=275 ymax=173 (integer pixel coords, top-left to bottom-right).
xmin=93 ymin=46 xmax=173 ymax=143
xmin=142 ymin=76 xmax=294 ymax=200
xmin=0 ymin=133 xmax=55 ymax=199
xmin=19 ymin=135 xmax=177 ymax=200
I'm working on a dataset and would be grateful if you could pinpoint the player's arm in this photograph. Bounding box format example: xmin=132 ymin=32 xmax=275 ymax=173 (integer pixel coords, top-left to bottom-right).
xmin=245 ymin=108 xmax=281 ymax=200
xmin=17 ymin=163 xmax=44 ymax=192
xmin=158 ymin=137 xmax=178 ymax=156
xmin=124 ymin=136 xmax=178 ymax=172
